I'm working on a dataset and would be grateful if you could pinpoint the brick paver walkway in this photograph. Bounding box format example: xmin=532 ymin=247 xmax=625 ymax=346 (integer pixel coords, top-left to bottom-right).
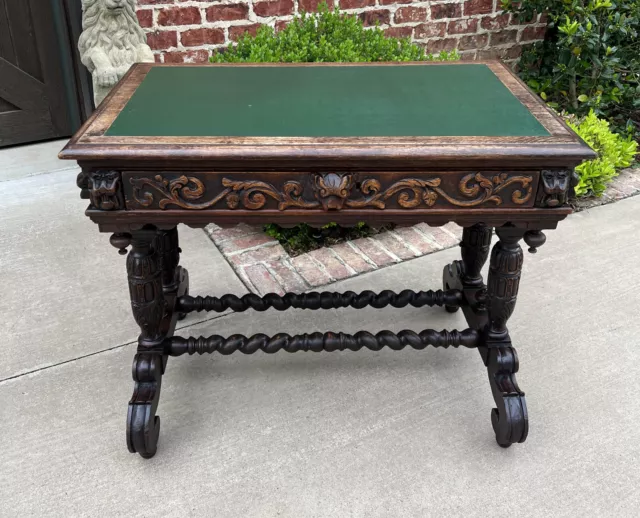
xmin=206 ymin=221 xmax=462 ymax=294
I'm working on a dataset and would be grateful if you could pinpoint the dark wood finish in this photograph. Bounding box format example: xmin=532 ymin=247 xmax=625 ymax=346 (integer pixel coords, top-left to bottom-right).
xmin=168 ymin=328 xmax=481 ymax=356
xmin=125 ymin=228 xmax=189 ymax=458
xmin=0 ymin=0 xmax=89 ymax=147
xmin=523 ymin=230 xmax=547 ymax=253
xmin=88 ymin=207 xmax=571 ymax=234
xmin=442 ymin=224 xmax=527 ymax=447
xmin=109 ymin=232 xmax=132 ymax=255
xmin=482 ymin=227 xmax=528 ymax=447
xmin=177 ymin=289 xmax=463 ymax=313
xmin=124 ymin=171 xmax=538 ymax=211
xmin=59 ymin=61 xmax=596 ymax=457
xmin=126 ymin=230 xmax=165 ymax=458
xmin=442 ymin=223 xmax=493 ymax=322
xmin=486 ymin=227 xmax=525 ymax=347
xmin=126 ymin=230 xmax=165 ymax=344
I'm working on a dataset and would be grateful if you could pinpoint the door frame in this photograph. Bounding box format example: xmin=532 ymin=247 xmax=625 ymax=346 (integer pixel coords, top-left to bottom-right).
xmin=57 ymin=0 xmax=94 ymax=124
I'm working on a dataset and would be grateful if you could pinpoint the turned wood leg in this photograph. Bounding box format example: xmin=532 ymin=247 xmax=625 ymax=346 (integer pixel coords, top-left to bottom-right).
xmin=158 ymin=227 xmax=180 ymax=293
xmin=157 ymin=227 xmax=189 ymax=320
xmin=460 ymin=223 xmax=493 ymax=288
xmin=126 ymin=230 xmax=166 ymax=458
xmin=482 ymin=226 xmax=528 ymax=448
xmin=443 ymin=223 xmax=492 ymax=326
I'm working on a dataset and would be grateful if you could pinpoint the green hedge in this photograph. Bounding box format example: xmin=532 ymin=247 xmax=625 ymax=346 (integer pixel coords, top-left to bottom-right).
xmin=567 ymin=110 xmax=637 ymax=196
xmin=212 ymin=4 xmax=459 ymax=64
xmin=502 ymin=0 xmax=640 ymax=137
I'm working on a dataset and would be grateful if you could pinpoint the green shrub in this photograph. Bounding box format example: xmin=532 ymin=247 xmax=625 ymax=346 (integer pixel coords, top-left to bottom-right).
xmin=213 ymin=4 xmax=459 ymax=254
xmin=567 ymin=110 xmax=638 ymax=196
xmin=502 ymin=0 xmax=640 ymax=137
xmin=264 ymin=221 xmax=391 ymax=256
xmin=212 ymin=4 xmax=460 ymax=63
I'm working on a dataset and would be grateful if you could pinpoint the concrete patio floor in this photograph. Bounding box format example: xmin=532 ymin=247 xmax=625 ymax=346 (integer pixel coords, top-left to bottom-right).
xmin=1 ymin=147 xmax=640 ymax=517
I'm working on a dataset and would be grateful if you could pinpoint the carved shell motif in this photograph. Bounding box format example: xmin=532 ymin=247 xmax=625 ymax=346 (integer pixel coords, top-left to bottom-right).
xmin=313 ymin=173 xmax=354 ymax=211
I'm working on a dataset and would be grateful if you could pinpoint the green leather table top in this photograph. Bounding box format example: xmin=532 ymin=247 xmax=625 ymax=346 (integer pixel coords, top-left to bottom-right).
xmin=106 ymin=64 xmax=550 ymax=138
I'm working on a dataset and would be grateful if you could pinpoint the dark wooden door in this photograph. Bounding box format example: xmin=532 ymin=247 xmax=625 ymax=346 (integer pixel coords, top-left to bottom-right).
xmin=0 ymin=0 xmax=88 ymax=147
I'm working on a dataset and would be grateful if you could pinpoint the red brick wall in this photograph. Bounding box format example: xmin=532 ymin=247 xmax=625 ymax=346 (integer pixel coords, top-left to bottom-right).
xmin=136 ymin=1 xmax=546 ymax=64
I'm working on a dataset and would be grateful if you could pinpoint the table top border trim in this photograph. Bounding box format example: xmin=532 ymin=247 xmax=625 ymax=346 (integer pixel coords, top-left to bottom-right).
xmin=60 ymin=61 xmax=592 ymax=164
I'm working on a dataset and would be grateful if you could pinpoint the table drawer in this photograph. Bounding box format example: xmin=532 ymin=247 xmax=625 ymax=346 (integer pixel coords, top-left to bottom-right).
xmin=122 ymin=171 xmax=540 ymax=212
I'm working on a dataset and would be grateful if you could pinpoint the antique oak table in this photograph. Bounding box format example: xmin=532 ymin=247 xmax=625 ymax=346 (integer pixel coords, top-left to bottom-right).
xmin=60 ymin=62 xmax=594 ymax=458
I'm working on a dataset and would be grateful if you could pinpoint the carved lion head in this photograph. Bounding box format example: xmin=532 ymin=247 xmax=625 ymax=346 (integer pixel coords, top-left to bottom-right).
xmin=89 ymin=170 xmax=122 ymax=211
xmin=540 ymin=169 xmax=578 ymax=207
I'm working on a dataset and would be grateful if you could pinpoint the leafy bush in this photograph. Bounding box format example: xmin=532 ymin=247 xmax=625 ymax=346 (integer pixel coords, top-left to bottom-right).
xmin=212 ymin=4 xmax=460 ymax=63
xmin=567 ymin=110 xmax=638 ymax=196
xmin=502 ymin=0 xmax=640 ymax=137
xmin=213 ymin=4 xmax=459 ymax=254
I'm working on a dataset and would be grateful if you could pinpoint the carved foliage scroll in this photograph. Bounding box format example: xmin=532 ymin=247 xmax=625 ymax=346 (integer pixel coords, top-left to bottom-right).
xmin=128 ymin=172 xmax=534 ymax=211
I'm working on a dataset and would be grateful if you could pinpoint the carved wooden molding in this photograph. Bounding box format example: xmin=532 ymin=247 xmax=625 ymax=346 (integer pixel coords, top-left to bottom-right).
xmin=129 ymin=172 xmax=534 ymax=211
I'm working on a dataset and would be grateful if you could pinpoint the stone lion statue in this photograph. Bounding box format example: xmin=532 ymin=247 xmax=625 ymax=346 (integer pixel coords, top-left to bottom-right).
xmin=79 ymin=0 xmax=154 ymax=106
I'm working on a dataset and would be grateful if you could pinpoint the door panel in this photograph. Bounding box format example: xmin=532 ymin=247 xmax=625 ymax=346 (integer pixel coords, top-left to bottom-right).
xmin=0 ymin=0 xmax=81 ymax=147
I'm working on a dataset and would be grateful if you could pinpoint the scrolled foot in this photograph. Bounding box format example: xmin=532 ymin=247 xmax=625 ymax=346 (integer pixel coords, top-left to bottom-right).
xmin=127 ymin=406 xmax=160 ymax=458
xmin=442 ymin=260 xmax=463 ymax=313
xmin=491 ymin=396 xmax=528 ymax=448
xmin=486 ymin=346 xmax=528 ymax=447
xmin=127 ymin=352 xmax=164 ymax=459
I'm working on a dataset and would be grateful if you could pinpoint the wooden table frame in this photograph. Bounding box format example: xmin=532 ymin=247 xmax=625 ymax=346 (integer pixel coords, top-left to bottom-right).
xmin=60 ymin=61 xmax=595 ymax=458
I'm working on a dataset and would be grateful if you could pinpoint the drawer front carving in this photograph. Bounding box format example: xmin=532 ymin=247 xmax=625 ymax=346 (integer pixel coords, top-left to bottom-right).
xmin=123 ymin=171 xmax=539 ymax=211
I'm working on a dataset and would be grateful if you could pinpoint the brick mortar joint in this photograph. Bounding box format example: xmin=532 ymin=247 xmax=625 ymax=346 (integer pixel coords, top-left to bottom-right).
xmin=345 ymin=241 xmax=378 ymax=268
xmin=411 ymin=225 xmax=444 ymax=249
xmin=303 ymin=252 xmax=339 ymax=283
xmin=387 ymin=230 xmax=422 ymax=256
xmin=327 ymin=247 xmax=358 ymax=276
xmin=365 ymin=236 xmax=402 ymax=263
xmin=138 ymin=2 xmax=545 ymax=60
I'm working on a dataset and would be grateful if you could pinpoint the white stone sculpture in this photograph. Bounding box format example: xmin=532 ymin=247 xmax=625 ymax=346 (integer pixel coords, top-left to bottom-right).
xmin=79 ymin=0 xmax=155 ymax=106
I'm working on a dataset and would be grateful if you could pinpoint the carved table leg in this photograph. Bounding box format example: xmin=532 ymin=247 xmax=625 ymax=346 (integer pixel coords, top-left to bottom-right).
xmin=157 ymin=227 xmax=189 ymax=320
xmin=482 ymin=226 xmax=528 ymax=448
xmin=443 ymin=223 xmax=492 ymax=327
xmin=126 ymin=230 xmax=166 ymax=458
